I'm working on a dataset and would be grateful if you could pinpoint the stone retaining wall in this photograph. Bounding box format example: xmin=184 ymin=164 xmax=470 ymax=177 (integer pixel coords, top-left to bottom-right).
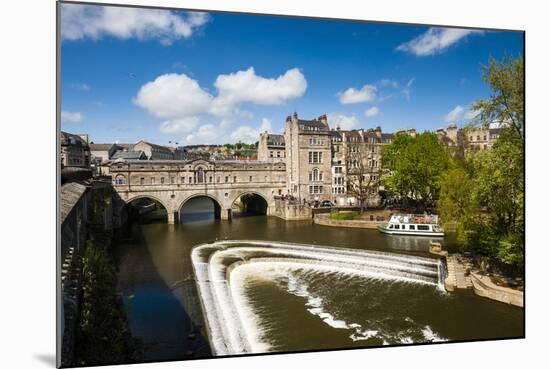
xmin=313 ymin=213 xmax=385 ymax=229
xmin=272 ymin=199 xmax=312 ymax=220
xmin=471 ymin=272 xmax=524 ymax=308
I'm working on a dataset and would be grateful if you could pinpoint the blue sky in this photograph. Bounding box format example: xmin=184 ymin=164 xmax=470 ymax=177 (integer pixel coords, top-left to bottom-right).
xmin=60 ymin=3 xmax=524 ymax=145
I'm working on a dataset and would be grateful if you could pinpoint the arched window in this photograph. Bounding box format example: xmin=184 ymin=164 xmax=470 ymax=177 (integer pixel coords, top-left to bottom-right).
xmin=115 ymin=175 xmax=126 ymax=185
xmin=194 ymin=168 xmax=205 ymax=184
xmin=310 ymin=168 xmax=321 ymax=182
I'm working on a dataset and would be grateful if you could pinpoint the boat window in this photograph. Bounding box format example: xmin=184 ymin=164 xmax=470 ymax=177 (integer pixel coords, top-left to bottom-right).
xmin=409 ymin=225 xmax=415 ymax=230
xmin=402 ymin=225 xmax=406 ymax=229
xmin=417 ymin=225 xmax=430 ymax=231
xmin=389 ymin=224 xmax=393 ymax=229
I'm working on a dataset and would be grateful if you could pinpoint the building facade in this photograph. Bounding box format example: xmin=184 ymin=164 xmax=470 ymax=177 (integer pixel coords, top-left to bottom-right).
xmin=60 ymin=131 xmax=91 ymax=169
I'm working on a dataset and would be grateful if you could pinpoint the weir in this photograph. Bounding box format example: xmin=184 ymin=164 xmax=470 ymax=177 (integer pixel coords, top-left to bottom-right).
xmin=191 ymin=240 xmax=444 ymax=356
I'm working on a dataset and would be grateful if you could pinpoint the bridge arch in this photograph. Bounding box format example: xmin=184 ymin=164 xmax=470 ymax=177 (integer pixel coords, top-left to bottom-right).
xmin=178 ymin=193 xmax=223 ymax=222
xmin=125 ymin=194 xmax=170 ymax=222
xmin=231 ymin=190 xmax=270 ymax=217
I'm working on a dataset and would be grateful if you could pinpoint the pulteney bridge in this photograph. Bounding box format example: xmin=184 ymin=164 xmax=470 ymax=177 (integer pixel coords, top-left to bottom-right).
xmin=109 ymin=159 xmax=287 ymax=223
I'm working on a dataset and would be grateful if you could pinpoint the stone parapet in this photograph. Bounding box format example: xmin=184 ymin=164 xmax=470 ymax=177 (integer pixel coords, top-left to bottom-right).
xmin=313 ymin=213 xmax=384 ymax=229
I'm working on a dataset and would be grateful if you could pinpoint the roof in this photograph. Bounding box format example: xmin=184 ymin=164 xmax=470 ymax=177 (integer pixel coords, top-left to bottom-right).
xmin=135 ymin=140 xmax=173 ymax=152
xmin=89 ymin=143 xmax=118 ymax=151
xmin=267 ymin=134 xmax=285 ymax=146
xmin=60 ymin=131 xmax=88 ymax=147
xmin=298 ymin=119 xmax=329 ymax=132
xmin=112 ymin=150 xmax=146 ymax=160
xmin=60 ymin=182 xmax=88 ymax=224
xmin=489 ymin=128 xmax=505 ymax=136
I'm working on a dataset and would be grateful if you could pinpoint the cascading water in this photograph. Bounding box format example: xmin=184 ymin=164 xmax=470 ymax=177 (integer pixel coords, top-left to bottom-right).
xmin=191 ymin=240 xmax=447 ymax=356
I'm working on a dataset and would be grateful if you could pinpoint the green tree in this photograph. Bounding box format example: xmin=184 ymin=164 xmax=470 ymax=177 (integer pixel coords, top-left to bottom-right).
xmin=438 ymin=48 xmax=524 ymax=271
xmin=381 ymin=132 xmax=452 ymax=210
xmin=472 ymin=55 xmax=524 ymax=138
xmin=76 ymin=240 xmax=136 ymax=365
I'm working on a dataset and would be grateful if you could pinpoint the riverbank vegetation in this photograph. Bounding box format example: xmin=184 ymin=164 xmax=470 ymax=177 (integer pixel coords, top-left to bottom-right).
xmin=328 ymin=211 xmax=360 ymax=220
xmin=76 ymin=239 xmax=142 ymax=366
xmin=381 ymin=55 xmax=524 ymax=275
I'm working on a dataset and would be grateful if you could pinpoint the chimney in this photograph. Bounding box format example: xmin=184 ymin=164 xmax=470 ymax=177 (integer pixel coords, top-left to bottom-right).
xmin=318 ymin=114 xmax=328 ymax=126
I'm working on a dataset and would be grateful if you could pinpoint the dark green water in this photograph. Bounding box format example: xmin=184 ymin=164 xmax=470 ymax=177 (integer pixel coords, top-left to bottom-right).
xmin=115 ymin=198 xmax=523 ymax=361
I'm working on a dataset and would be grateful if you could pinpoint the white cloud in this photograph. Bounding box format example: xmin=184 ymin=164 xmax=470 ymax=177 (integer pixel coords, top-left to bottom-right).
xmin=210 ymin=67 xmax=307 ymax=116
xmin=61 ymin=3 xmax=209 ymax=44
xmin=402 ymin=78 xmax=415 ymax=100
xmin=338 ymin=84 xmax=377 ymax=104
xmin=134 ymin=73 xmax=213 ymax=119
xmin=444 ymin=105 xmax=480 ymax=123
xmin=444 ymin=105 xmax=465 ymax=123
xmin=364 ymin=106 xmax=380 ymax=118
xmin=79 ymin=83 xmax=90 ymax=91
xmin=464 ymin=109 xmax=481 ymax=120
xmin=230 ymin=118 xmax=272 ymax=143
xmin=61 ymin=111 xmax=83 ymax=123
xmin=328 ymin=113 xmax=360 ymax=130
xmin=159 ymin=117 xmax=200 ymax=133
xmin=397 ymin=27 xmax=483 ymax=56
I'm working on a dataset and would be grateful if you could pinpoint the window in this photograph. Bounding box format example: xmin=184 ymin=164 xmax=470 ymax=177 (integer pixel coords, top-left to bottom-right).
xmin=209 ymin=176 xmax=213 ymax=183
xmin=334 ymin=166 xmax=342 ymax=174
xmin=217 ymin=177 xmax=220 ymax=183
xmin=189 ymin=177 xmax=193 ymax=184
xmin=233 ymin=176 xmax=237 ymax=183
xmin=310 ymin=168 xmax=322 ymax=182
xmin=409 ymin=225 xmax=416 ymax=230
xmin=270 ymin=151 xmax=273 ymax=157
xmin=195 ymin=169 xmax=205 ymax=184
xmin=151 ymin=177 xmax=155 ymax=185
xmin=309 ymin=185 xmax=323 ymax=194
xmin=308 ymin=151 xmax=322 ymax=163
xmin=181 ymin=177 xmax=185 ymax=184
xmin=417 ymin=225 xmax=430 ymax=231
xmin=249 ymin=176 xmax=253 ymax=182
xmin=170 ymin=176 xmax=175 ymax=184
xmin=160 ymin=177 xmax=165 ymax=184
xmin=140 ymin=177 xmax=145 ymax=185
xmin=277 ymin=151 xmax=281 ymax=157
xmin=225 ymin=176 xmax=229 ymax=183
xmin=115 ymin=175 xmax=126 ymax=185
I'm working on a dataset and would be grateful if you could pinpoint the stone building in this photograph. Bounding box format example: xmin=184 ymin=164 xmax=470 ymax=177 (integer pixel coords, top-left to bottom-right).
xmin=284 ymin=112 xmax=333 ymax=203
xmin=258 ymin=133 xmax=286 ymax=162
xmin=89 ymin=143 xmax=122 ymax=164
xmin=436 ymin=122 xmax=505 ymax=155
xmin=60 ymin=131 xmax=91 ymax=169
xmin=258 ymin=113 xmax=396 ymax=207
xmin=133 ymin=140 xmax=176 ymax=160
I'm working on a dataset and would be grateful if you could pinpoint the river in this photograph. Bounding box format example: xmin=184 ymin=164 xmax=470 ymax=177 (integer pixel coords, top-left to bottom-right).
xmin=115 ymin=197 xmax=523 ymax=361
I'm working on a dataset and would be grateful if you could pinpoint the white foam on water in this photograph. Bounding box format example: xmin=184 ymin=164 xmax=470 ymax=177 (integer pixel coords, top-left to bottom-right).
xmin=191 ymin=241 xmax=444 ymax=355
xmin=422 ymin=325 xmax=448 ymax=342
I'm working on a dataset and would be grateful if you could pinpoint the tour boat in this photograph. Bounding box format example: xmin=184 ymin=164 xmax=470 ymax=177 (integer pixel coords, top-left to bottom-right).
xmin=377 ymin=214 xmax=445 ymax=237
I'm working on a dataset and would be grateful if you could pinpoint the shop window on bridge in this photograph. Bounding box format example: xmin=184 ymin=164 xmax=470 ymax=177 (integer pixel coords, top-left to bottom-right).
xmin=161 ymin=177 xmax=165 ymax=184
xmin=209 ymin=176 xmax=213 ymax=183
xmin=170 ymin=177 xmax=175 ymax=184
xmin=233 ymin=176 xmax=237 ymax=183
xmin=194 ymin=169 xmax=205 ymax=184
xmin=151 ymin=177 xmax=155 ymax=185
xmin=115 ymin=175 xmax=126 ymax=185
xmin=140 ymin=177 xmax=145 ymax=185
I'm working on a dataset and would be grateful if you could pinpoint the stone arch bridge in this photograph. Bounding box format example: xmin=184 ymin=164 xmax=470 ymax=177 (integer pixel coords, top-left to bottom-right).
xmin=109 ymin=159 xmax=287 ymax=223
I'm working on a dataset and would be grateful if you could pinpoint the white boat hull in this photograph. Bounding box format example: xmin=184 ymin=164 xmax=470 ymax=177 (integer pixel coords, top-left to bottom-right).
xmin=377 ymin=225 xmax=444 ymax=237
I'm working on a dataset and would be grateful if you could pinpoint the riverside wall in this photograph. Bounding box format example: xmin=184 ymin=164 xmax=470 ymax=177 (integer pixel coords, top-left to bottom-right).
xmin=313 ymin=213 xmax=385 ymax=229
xmin=271 ymin=199 xmax=312 ymax=220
